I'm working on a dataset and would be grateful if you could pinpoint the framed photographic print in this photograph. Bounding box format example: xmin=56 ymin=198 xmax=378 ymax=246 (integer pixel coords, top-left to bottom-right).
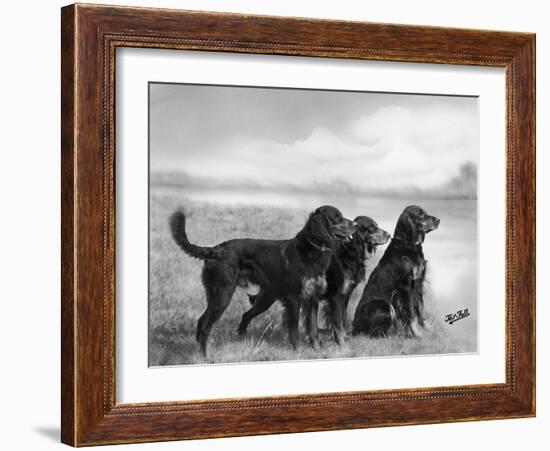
xmin=61 ymin=3 xmax=536 ymax=446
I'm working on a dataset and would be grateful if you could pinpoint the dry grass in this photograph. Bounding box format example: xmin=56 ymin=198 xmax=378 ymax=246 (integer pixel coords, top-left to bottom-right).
xmin=149 ymin=187 xmax=475 ymax=366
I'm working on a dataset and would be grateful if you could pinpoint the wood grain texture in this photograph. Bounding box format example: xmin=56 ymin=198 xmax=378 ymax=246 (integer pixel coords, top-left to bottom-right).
xmin=60 ymin=3 xmax=536 ymax=446
xmin=60 ymin=5 xmax=76 ymax=446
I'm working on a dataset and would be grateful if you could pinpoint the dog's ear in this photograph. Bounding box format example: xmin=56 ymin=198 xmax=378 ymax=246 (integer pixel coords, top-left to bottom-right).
xmin=395 ymin=211 xmax=415 ymax=242
xmin=310 ymin=211 xmax=329 ymax=235
xmin=395 ymin=211 xmax=424 ymax=244
xmin=306 ymin=211 xmax=334 ymax=246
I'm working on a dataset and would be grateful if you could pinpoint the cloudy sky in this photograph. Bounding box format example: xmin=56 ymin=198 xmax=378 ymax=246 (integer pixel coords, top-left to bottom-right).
xmin=149 ymin=83 xmax=477 ymax=194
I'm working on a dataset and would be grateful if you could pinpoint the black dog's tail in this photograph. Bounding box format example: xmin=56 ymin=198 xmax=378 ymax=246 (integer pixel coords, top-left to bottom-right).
xmin=169 ymin=210 xmax=214 ymax=260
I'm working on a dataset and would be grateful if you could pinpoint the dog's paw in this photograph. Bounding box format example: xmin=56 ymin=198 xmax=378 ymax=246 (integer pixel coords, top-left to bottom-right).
xmin=422 ymin=321 xmax=433 ymax=333
xmin=310 ymin=337 xmax=321 ymax=350
xmin=410 ymin=320 xmax=424 ymax=338
xmin=334 ymin=331 xmax=348 ymax=346
xmin=237 ymin=326 xmax=247 ymax=336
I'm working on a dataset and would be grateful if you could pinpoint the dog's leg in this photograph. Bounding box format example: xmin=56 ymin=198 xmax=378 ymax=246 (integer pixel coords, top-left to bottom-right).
xmin=196 ymin=262 xmax=237 ymax=357
xmin=367 ymin=297 xmax=397 ymax=337
xmin=406 ymin=292 xmax=423 ymax=338
xmin=392 ymin=288 xmax=417 ymax=338
xmin=414 ymin=289 xmax=430 ymax=331
xmin=237 ymin=290 xmax=276 ymax=335
xmin=342 ymin=282 xmax=357 ymax=329
xmin=330 ymin=281 xmax=357 ymax=343
xmin=328 ymin=293 xmax=346 ymax=345
xmin=305 ymin=299 xmax=320 ymax=350
xmin=409 ymin=318 xmax=423 ymax=338
xmin=283 ymin=297 xmax=301 ymax=350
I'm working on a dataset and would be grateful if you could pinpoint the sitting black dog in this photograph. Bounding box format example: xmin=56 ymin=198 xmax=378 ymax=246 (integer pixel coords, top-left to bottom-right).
xmin=352 ymin=205 xmax=439 ymax=337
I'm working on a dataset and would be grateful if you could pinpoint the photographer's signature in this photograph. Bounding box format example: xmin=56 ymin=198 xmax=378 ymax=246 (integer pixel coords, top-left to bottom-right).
xmin=445 ymin=308 xmax=470 ymax=325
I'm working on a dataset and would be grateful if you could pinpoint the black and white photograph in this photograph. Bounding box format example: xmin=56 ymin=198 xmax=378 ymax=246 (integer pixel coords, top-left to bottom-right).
xmin=148 ymin=82 xmax=478 ymax=366
xmin=1 ymin=0 xmax=543 ymax=449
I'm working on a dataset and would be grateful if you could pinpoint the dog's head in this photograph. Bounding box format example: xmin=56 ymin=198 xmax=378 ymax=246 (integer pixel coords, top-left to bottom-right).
xmin=394 ymin=205 xmax=440 ymax=245
xmin=303 ymin=205 xmax=356 ymax=249
xmin=353 ymin=216 xmax=391 ymax=256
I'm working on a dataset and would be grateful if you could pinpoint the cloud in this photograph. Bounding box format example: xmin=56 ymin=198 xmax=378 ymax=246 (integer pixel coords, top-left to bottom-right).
xmin=150 ymin=88 xmax=477 ymax=196
xmin=349 ymin=104 xmax=475 ymax=152
xmin=172 ymin=121 xmax=474 ymax=191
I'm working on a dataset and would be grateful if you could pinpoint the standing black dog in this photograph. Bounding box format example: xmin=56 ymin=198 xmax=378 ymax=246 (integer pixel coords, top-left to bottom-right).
xmin=352 ymin=205 xmax=439 ymax=337
xmin=170 ymin=206 xmax=355 ymax=355
xmin=322 ymin=216 xmax=390 ymax=344
xmin=244 ymin=216 xmax=390 ymax=346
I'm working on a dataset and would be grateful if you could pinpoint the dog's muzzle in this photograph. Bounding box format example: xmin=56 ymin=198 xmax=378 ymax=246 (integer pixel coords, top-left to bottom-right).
xmin=333 ymin=219 xmax=356 ymax=241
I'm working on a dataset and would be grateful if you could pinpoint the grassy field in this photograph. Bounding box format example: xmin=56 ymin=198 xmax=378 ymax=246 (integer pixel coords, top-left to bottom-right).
xmin=149 ymin=187 xmax=475 ymax=366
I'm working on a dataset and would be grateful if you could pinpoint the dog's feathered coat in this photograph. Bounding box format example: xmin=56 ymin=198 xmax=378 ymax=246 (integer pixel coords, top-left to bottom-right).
xmin=322 ymin=216 xmax=390 ymax=343
xmin=352 ymin=205 xmax=439 ymax=337
xmin=246 ymin=215 xmax=390 ymax=345
xmin=170 ymin=206 xmax=355 ymax=355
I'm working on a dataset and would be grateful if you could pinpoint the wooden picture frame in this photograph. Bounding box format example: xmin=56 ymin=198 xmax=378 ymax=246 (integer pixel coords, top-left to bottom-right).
xmin=61 ymin=3 xmax=535 ymax=446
